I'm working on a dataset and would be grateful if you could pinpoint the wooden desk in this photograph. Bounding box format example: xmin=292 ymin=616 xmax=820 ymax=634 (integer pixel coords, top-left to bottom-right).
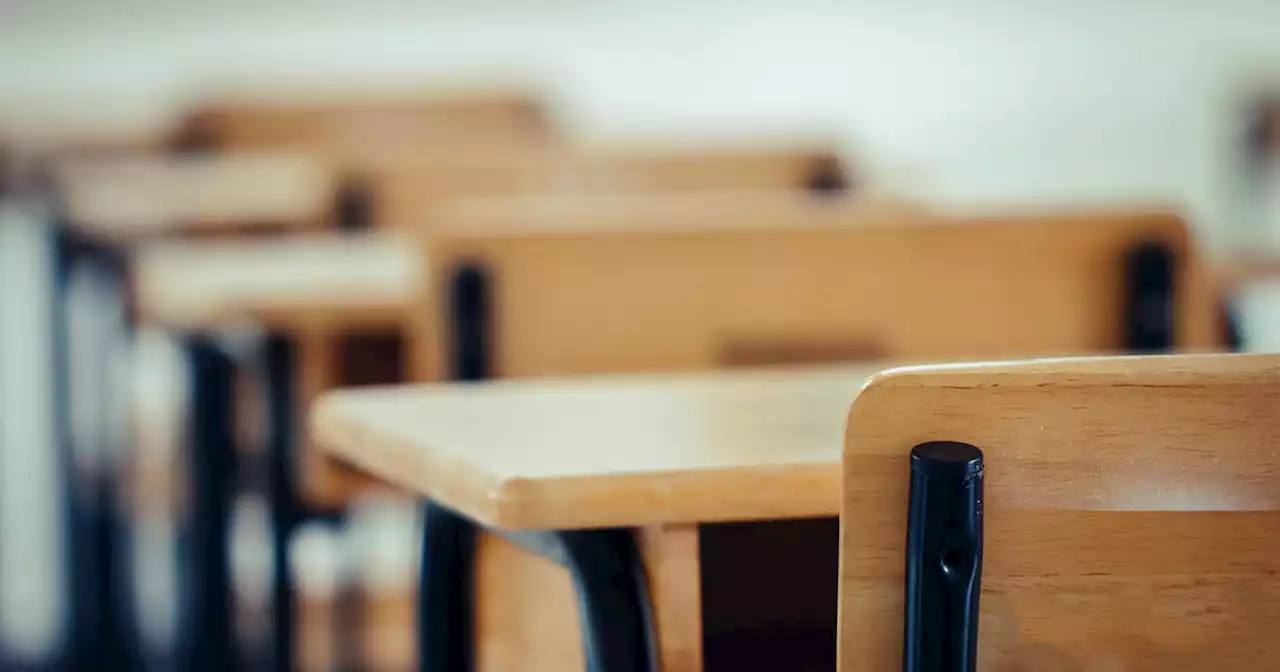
xmin=56 ymin=153 xmax=335 ymax=241
xmin=135 ymin=232 xmax=420 ymax=331
xmin=312 ymin=364 xmax=882 ymax=672
xmin=135 ymin=232 xmax=422 ymax=672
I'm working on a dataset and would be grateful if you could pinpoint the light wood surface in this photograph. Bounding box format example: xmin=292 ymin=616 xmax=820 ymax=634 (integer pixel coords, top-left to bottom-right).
xmin=182 ymin=89 xmax=547 ymax=157
xmin=363 ymin=144 xmax=852 ymax=228
xmin=415 ymin=209 xmax=1217 ymax=380
xmin=134 ymin=232 xmax=421 ymax=331
xmin=56 ymin=153 xmax=335 ymax=240
xmin=840 ymin=353 xmax=1280 ymax=670
xmin=314 ymin=365 xmax=878 ymax=530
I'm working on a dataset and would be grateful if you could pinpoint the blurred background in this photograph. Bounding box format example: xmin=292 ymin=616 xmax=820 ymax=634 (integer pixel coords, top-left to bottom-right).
xmin=2 ymin=1 xmax=1280 ymax=671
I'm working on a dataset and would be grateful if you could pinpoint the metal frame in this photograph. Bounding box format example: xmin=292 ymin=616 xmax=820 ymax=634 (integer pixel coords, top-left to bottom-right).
xmin=411 ymin=264 xmax=657 ymax=672
xmin=54 ymin=225 xmax=141 ymax=672
xmin=903 ymin=442 xmax=984 ymax=672
xmin=416 ymin=503 xmax=656 ymax=672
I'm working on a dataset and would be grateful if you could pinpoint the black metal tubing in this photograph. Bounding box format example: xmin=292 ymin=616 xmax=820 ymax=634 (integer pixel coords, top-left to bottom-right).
xmin=264 ymin=333 xmax=296 ymax=672
xmin=53 ymin=225 xmax=141 ymax=672
xmin=560 ymin=530 xmax=656 ymax=672
xmin=183 ymin=335 xmax=238 ymax=672
xmin=333 ymin=173 xmax=375 ymax=233
xmin=416 ymin=504 xmax=656 ymax=672
xmin=903 ymin=442 xmax=984 ymax=672
xmin=1123 ymin=240 xmax=1176 ymax=351
xmin=417 ymin=502 xmax=476 ymax=672
xmin=416 ymin=262 xmax=656 ymax=671
xmin=448 ymin=262 xmax=492 ymax=382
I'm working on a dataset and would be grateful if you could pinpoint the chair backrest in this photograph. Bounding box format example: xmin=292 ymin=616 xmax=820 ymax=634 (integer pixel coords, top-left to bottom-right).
xmin=172 ymin=90 xmax=549 ymax=156
xmin=366 ymin=145 xmax=852 ymax=229
xmin=413 ymin=205 xmax=1217 ymax=380
xmin=841 ymin=353 xmax=1280 ymax=670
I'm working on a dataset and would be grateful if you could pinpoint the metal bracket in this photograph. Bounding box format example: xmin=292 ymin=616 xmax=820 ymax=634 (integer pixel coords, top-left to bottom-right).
xmin=904 ymin=442 xmax=984 ymax=672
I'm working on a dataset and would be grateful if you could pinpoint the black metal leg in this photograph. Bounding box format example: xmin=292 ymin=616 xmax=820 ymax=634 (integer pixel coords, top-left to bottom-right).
xmin=560 ymin=530 xmax=655 ymax=672
xmin=184 ymin=335 xmax=237 ymax=672
xmin=56 ymin=228 xmax=140 ymax=672
xmin=416 ymin=502 xmax=655 ymax=672
xmin=417 ymin=502 xmax=476 ymax=672
xmin=264 ymin=333 xmax=296 ymax=672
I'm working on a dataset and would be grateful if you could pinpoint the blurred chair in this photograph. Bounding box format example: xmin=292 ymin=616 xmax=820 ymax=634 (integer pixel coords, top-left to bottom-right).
xmin=413 ymin=206 xmax=1215 ymax=380
xmin=841 ymin=353 xmax=1280 ymax=670
xmin=170 ymin=88 xmax=551 ymax=157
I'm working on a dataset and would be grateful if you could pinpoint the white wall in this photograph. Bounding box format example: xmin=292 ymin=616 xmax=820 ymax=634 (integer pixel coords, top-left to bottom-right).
xmin=3 ymin=0 xmax=1280 ymax=333
xmin=1 ymin=2 xmax=1278 ymax=235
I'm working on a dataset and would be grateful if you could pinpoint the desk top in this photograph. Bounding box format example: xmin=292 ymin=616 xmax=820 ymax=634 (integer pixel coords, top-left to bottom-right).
xmin=312 ymin=364 xmax=885 ymax=530
xmin=57 ymin=153 xmax=334 ymax=240
xmin=134 ymin=232 xmax=422 ymax=331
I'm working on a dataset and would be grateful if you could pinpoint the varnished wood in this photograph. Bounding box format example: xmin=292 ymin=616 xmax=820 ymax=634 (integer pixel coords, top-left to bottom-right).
xmin=55 ymin=153 xmax=335 ymax=240
xmin=414 ymin=209 xmax=1216 ymax=380
xmin=640 ymin=525 xmax=704 ymax=672
xmin=182 ymin=89 xmax=547 ymax=157
xmin=362 ymin=145 xmax=854 ymax=228
xmin=133 ymin=232 xmax=422 ymax=331
xmin=839 ymin=353 xmax=1280 ymax=670
xmin=313 ymin=365 xmax=879 ymax=530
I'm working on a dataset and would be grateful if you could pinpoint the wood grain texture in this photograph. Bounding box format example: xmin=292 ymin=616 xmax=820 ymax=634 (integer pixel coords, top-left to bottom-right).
xmin=414 ymin=209 xmax=1217 ymax=381
xmin=640 ymin=525 xmax=704 ymax=672
xmin=840 ymin=352 xmax=1280 ymax=671
xmin=473 ymin=532 xmax=585 ymax=671
xmin=133 ymin=232 xmax=422 ymax=330
xmin=314 ymin=365 xmax=876 ymax=529
xmin=56 ymin=153 xmax=334 ymax=240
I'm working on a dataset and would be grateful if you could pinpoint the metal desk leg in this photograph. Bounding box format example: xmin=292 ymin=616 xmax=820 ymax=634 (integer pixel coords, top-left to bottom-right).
xmin=416 ymin=502 xmax=655 ymax=672
xmin=184 ymin=335 xmax=237 ymax=672
xmin=264 ymin=333 xmax=296 ymax=672
xmin=58 ymin=230 xmax=140 ymax=672
xmin=417 ymin=503 xmax=475 ymax=672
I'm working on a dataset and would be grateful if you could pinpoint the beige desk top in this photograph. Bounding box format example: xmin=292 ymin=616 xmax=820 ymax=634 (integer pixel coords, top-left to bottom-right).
xmin=134 ymin=232 xmax=422 ymax=331
xmin=312 ymin=364 xmax=885 ymax=530
xmin=57 ymin=152 xmax=334 ymax=240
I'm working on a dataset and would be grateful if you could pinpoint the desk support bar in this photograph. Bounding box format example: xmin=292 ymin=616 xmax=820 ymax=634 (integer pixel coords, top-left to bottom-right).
xmin=417 ymin=502 xmax=656 ymax=672
xmin=184 ymin=335 xmax=237 ymax=672
xmin=903 ymin=442 xmax=984 ymax=672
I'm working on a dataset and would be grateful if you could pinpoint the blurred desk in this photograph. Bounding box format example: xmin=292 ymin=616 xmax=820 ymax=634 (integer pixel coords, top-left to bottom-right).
xmin=135 ymin=232 xmax=420 ymax=330
xmin=313 ymin=364 xmax=885 ymax=671
xmin=57 ymin=153 xmax=335 ymax=241
xmin=135 ymin=232 xmax=422 ymax=672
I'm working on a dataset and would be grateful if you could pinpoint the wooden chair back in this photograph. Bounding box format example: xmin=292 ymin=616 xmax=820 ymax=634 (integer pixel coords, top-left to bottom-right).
xmin=415 ymin=207 xmax=1217 ymax=380
xmin=841 ymin=353 xmax=1280 ymax=670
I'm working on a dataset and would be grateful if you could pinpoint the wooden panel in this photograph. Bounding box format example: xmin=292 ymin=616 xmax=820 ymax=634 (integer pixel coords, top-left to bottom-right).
xmin=840 ymin=353 xmax=1280 ymax=670
xmin=416 ymin=209 xmax=1216 ymax=381
xmin=473 ymin=532 xmax=584 ymax=671
xmin=640 ymin=525 xmax=704 ymax=672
